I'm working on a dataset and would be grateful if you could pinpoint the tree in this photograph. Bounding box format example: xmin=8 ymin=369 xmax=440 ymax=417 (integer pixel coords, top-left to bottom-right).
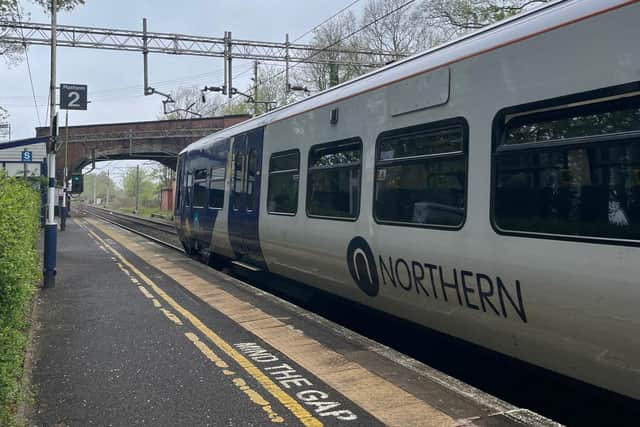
xmin=250 ymin=64 xmax=294 ymax=115
xmin=0 ymin=0 xmax=25 ymax=64
xmin=160 ymin=86 xmax=227 ymax=120
xmin=301 ymin=11 xmax=367 ymax=91
xmin=1 ymin=0 xmax=86 ymax=120
xmin=419 ymin=0 xmax=551 ymax=38
xmin=360 ymin=0 xmax=437 ymax=60
xmin=31 ymin=0 xmax=85 ymax=12
xmin=1 ymin=0 xmax=87 ymax=63
xmin=148 ymin=164 xmax=174 ymax=189
xmin=80 ymin=171 xmax=117 ymax=204
xmin=220 ymin=98 xmax=252 ymax=116
xmin=122 ymin=167 xmax=159 ymax=208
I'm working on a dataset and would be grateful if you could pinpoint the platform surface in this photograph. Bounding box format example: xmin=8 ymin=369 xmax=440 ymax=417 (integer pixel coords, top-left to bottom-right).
xmin=28 ymin=217 xmax=558 ymax=426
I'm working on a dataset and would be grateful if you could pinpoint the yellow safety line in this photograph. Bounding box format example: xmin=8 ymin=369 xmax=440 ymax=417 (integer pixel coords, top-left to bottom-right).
xmin=82 ymin=222 xmax=323 ymax=427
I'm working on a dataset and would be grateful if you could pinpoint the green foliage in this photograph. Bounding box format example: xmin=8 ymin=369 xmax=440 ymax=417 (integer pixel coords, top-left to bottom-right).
xmin=0 ymin=171 xmax=40 ymax=426
xmin=31 ymin=0 xmax=86 ymax=12
xmin=122 ymin=167 xmax=160 ymax=208
xmin=80 ymin=171 xmax=116 ymax=203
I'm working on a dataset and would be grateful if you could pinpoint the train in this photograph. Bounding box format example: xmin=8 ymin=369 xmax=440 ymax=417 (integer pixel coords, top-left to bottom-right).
xmin=175 ymin=0 xmax=640 ymax=399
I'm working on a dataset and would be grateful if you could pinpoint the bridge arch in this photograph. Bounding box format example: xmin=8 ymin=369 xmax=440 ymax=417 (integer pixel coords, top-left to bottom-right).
xmin=35 ymin=115 xmax=250 ymax=181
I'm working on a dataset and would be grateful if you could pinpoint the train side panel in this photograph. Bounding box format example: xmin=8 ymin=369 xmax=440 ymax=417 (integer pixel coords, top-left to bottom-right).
xmin=259 ymin=2 xmax=640 ymax=398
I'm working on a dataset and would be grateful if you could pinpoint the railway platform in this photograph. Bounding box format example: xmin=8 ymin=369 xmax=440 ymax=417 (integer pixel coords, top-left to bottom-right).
xmin=26 ymin=215 xmax=558 ymax=426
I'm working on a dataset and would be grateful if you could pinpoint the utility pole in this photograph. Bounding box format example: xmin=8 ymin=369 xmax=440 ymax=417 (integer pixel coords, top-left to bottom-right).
xmin=224 ymin=31 xmax=232 ymax=98
xmin=92 ymin=172 xmax=96 ymax=205
xmin=43 ymin=0 xmax=57 ymax=289
xmin=135 ymin=165 xmax=140 ymax=214
xmin=285 ymin=33 xmax=290 ymax=94
xmin=253 ymin=60 xmax=259 ymax=116
xmin=106 ymin=169 xmax=110 ymax=207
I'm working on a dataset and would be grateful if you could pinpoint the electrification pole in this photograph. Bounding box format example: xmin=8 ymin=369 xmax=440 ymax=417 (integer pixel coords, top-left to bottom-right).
xmin=253 ymin=60 xmax=259 ymax=116
xmin=106 ymin=169 xmax=110 ymax=207
xmin=92 ymin=172 xmax=96 ymax=205
xmin=135 ymin=165 xmax=140 ymax=214
xmin=43 ymin=0 xmax=57 ymax=289
xmin=285 ymin=33 xmax=290 ymax=94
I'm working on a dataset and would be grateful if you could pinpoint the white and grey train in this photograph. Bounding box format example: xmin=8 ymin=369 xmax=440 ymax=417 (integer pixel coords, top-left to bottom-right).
xmin=175 ymin=0 xmax=640 ymax=400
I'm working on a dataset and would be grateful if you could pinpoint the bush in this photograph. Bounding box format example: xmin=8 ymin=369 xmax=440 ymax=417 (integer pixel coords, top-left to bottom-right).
xmin=0 ymin=171 xmax=40 ymax=426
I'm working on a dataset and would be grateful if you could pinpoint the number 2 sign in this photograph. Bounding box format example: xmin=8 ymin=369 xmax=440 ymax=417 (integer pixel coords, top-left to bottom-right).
xmin=60 ymin=84 xmax=88 ymax=110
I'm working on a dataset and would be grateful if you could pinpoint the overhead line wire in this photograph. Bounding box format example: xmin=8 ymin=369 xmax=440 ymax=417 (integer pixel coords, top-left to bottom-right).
xmin=16 ymin=6 xmax=42 ymax=126
xmin=219 ymin=0 xmax=366 ymax=114
xmin=239 ymin=0 xmax=417 ymax=107
xmin=291 ymin=0 xmax=362 ymax=43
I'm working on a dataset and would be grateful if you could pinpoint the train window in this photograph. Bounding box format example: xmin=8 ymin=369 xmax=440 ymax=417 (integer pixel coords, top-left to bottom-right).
xmin=268 ymin=150 xmax=299 ymax=215
xmin=193 ymin=169 xmax=208 ymax=208
xmin=175 ymin=158 xmax=184 ymax=209
xmin=374 ymin=121 xmax=467 ymax=228
xmin=208 ymin=165 xmax=225 ymax=209
xmin=184 ymin=172 xmax=193 ymax=207
xmin=233 ymin=150 xmax=245 ymax=210
xmin=307 ymin=138 xmax=362 ymax=220
xmin=194 ymin=168 xmax=208 ymax=180
xmin=494 ymin=94 xmax=640 ymax=242
xmin=246 ymin=149 xmax=258 ymax=211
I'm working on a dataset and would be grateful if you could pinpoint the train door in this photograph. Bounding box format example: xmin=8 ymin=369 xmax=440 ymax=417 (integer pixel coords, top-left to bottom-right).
xmin=228 ymin=128 xmax=266 ymax=267
xmin=192 ymin=166 xmax=213 ymax=246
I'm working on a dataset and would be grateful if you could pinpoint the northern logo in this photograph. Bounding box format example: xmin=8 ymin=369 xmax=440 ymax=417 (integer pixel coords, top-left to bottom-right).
xmin=346 ymin=237 xmax=379 ymax=297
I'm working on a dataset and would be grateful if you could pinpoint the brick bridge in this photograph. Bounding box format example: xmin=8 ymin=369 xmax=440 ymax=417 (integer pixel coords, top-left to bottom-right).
xmin=35 ymin=115 xmax=250 ymax=181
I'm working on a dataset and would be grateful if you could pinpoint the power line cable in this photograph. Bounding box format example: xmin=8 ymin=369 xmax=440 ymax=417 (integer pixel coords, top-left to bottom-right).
xmin=292 ymin=0 xmax=362 ymax=43
xmin=220 ymin=0 xmax=366 ymax=114
xmin=241 ymin=0 xmax=417 ymax=106
xmin=290 ymin=0 xmax=416 ymax=72
xmin=227 ymin=0 xmax=364 ymax=97
xmin=16 ymin=6 xmax=42 ymax=126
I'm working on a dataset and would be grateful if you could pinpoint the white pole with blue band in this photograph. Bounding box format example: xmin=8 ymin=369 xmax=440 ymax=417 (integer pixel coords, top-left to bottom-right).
xmin=43 ymin=0 xmax=57 ymax=289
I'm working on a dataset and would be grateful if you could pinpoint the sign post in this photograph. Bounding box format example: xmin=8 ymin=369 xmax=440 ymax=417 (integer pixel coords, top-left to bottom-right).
xmin=58 ymin=84 xmax=87 ymax=232
xmin=21 ymin=149 xmax=32 ymax=178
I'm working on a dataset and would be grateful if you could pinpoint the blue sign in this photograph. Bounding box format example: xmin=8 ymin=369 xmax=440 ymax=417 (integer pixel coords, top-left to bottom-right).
xmin=21 ymin=151 xmax=32 ymax=162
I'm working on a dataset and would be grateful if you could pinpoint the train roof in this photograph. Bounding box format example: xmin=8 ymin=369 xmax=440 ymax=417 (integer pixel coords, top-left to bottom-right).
xmin=181 ymin=0 xmax=631 ymax=155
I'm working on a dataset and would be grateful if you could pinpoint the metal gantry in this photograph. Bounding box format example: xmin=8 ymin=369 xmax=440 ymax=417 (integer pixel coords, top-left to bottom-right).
xmin=0 ymin=20 xmax=399 ymax=66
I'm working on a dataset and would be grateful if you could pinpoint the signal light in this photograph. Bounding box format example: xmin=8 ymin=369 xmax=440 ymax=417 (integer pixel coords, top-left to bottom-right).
xmin=71 ymin=174 xmax=84 ymax=194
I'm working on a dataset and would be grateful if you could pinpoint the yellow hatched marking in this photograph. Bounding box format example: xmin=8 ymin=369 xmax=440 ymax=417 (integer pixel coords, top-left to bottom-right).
xmin=160 ymin=308 xmax=184 ymax=326
xmin=152 ymin=298 xmax=162 ymax=308
xmin=138 ymin=286 xmax=154 ymax=299
xmin=83 ymin=220 xmax=322 ymax=427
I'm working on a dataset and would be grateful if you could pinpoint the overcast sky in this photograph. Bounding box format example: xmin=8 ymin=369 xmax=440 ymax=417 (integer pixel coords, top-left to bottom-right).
xmin=1 ymin=0 xmax=366 ymax=141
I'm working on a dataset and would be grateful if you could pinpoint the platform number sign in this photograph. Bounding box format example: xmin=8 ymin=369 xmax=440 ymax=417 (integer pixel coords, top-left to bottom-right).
xmin=60 ymin=84 xmax=88 ymax=110
xmin=21 ymin=151 xmax=32 ymax=162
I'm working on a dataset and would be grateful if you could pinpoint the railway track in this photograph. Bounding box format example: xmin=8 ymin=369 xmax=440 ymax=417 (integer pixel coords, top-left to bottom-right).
xmin=78 ymin=204 xmax=639 ymax=426
xmin=79 ymin=205 xmax=183 ymax=251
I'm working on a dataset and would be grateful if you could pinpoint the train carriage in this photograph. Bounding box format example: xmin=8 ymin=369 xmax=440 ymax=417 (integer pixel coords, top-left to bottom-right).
xmin=175 ymin=0 xmax=640 ymax=399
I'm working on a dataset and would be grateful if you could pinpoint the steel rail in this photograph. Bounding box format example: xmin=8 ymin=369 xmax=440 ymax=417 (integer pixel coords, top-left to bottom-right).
xmin=81 ymin=205 xmax=183 ymax=253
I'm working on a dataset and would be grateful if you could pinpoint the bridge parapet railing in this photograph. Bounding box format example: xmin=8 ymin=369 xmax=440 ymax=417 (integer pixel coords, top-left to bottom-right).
xmin=62 ymin=127 xmax=223 ymax=144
